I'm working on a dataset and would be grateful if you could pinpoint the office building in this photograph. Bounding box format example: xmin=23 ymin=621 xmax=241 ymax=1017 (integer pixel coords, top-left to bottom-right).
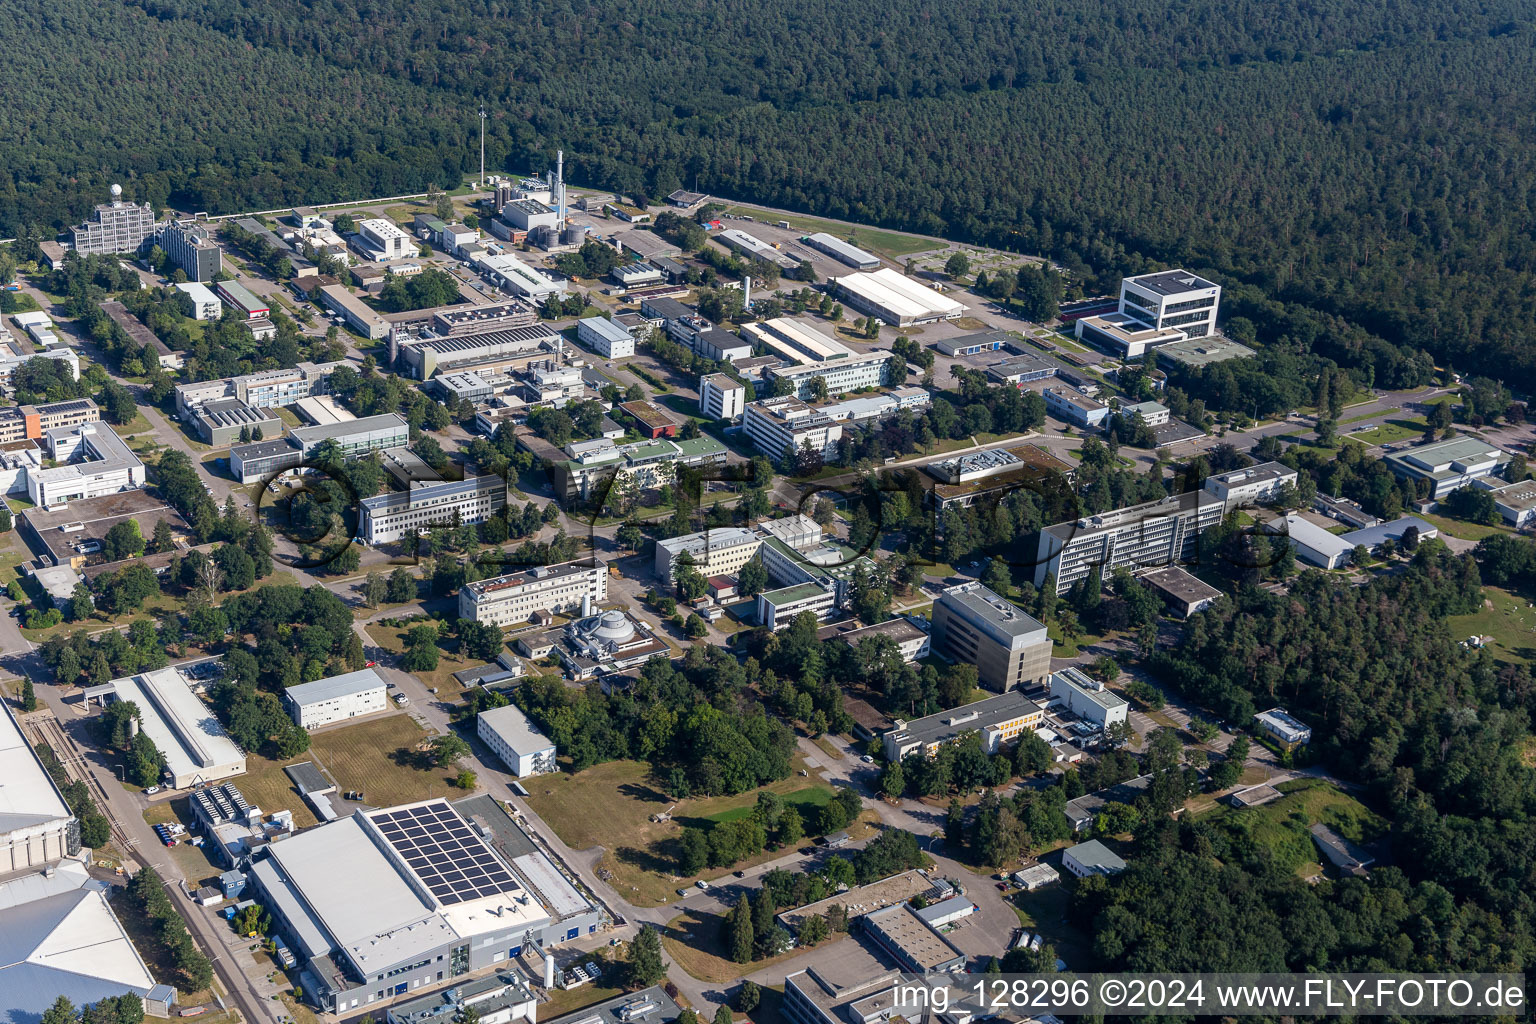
xmin=155 ymin=219 xmax=222 ymax=281
xmin=0 ymin=699 xmax=78 ymax=871
xmin=1138 ymin=565 xmax=1223 ymax=618
xmin=0 ymin=341 xmax=78 ymax=390
xmin=100 ymin=668 xmax=246 ymax=788
xmin=1118 ymin=269 xmax=1222 ymax=339
xmin=1254 ymin=708 xmax=1312 ymax=750
xmin=175 ymin=281 xmax=223 ymax=319
xmin=743 ymin=396 xmax=843 ymax=461
xmin=292 ymin=413 xmax=410 ymax=458
xmin=1062 ymin=839 xmax=1126 ymax=878
xmin=1263 ymin=512 xmax=1353 ymax=569
xmin=803 ymin=232 xmax=880 ymax=270
xmin=931 ymin=581 xmax=1053 ymax=691
xmin=1384 ymin=436 xmax=1512 ymax=498
xmin=764 ymin=350 xmax=894 ymax=400
xmin=1074 ymin=312 xmax=1187 ymax=359
xmin=27 ymin=422 xmax=146 ymax=507
xmin=230 ymin=439 xmax=304 ymax=485
xmin=757 ymin=582 xmax=837 ymax=631
xmin=1049 ymin=666 xmax=1129 ymax=729
xmin=1157 ymin=335 xmax=1257 ymax=370
xmin=986 ymin=352 xmax=1060 ymax=385
xmin=360 ymin=476 xmax=508 ymax=545
xmin=319 ymin=284 xmax=387 ymax=340
xmin=741 ymin=317 xmax=852 ymax=365
xmin=654 ymin=527 xmax=761 ymax=584
xmin=860 ymin=903 xmax=967 ymax=973
xmin=477 ymin=705 xmax=556 ymax=778
xmin=925 ymin=443 xmax=1074 ymax=514
xmin=833 ymin=268 xmax=965 ymax=326
xmin=395 ymin=324 xmax=560 ymax=380
xmin=459 ymin=560 xmax=608 ymax=627
xmin=216 ymin=280 xmax=270 ymax=320
xmin=234 ymin=360 xmax=346 ymax=410
xmin=1109 ymin=399 xmax=1170 ymax=428
xmin=619 ymin=400 xmax=678 ymax=439
xmin=474 ymin=253 xmax=563 ymax=302
xmin=68 ymin=187 xmax=155 ymax=255
xmin=356 ymin=218 xmax=413 ymax=261
xmin=0 ymin=861 xmax=162 ymax=1023
xmin=698 ymin=373 xmax=746 ymax=420
xmin=284 ymin=669 xmax=389 ymax=729
xmin=247 ymin=798 xmax=604 ymax=1013
xmin=18 ymin=490 xmax=185 ymax=570
xmin=423 ymin=301 xmax=539 ymax=336
xmin=820 ymin=617 xmax=931 ymax=663
xmin=1478 ymin=479 xmax=1536 ymax=528
xmin=717 ymin=228 xmax=797 ymax=270
xmin=192 ymin=398 xmax=282 ymax=446
xmin=1043 ymin=385 xmax=1109 ymax=428
xmin=693 ymin=327 xmax=751 ymax=362
xmin=1204 ymin=461 xmax=1298 ymax=510
xmin=880 ymin=691 xmax=1040 ymax=761
xmin=1034 ymin=489 xmax=1225 ymax=592
xmin=815 ymin=387 xmax=931 ymax=426
xmin=550 ymin=436 xmax=728 ymax=504
xmin=0 ymin=398 xmax=99 ymax=445
xmin=576 ymin=316 xmax=635 ymax=359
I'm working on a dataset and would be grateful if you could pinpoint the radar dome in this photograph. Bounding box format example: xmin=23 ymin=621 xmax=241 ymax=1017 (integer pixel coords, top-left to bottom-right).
xmin=109 ymin=183 xmax=122 ymax=198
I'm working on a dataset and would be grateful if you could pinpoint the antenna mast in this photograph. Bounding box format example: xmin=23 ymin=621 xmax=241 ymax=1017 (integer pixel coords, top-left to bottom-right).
xmin=478 ymin=104 xmax=488 ymax=188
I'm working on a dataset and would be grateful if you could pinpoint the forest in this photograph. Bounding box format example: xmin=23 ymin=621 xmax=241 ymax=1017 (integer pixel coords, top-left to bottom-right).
xmin=2 ymin=0 xmax=1536 ymax=384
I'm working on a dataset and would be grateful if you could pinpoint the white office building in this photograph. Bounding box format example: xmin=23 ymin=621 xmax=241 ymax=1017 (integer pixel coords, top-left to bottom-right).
xmin=1117 ymin=270 xmax=1221 ymax=339
xmin=743 ymin=396 xmax=843 ymax=461
xmin=284 ymin=669 xmax=389 ymax=729
xmin=359 ymin=476 xmax=508 ymax=545
xmin=356 ymin=218 xmax=413 ymax=261
xmin=27 ymin=423 xmax=146 ymax=507
xmin=175 ymin=281 xmax=224 ymax=320
xmin=477 ymin=705 xmax=556 ymax=778
xmin=765 ymin=351 xmax=894 ymax=401
xmin=459 ymin=560 xmax=608 ymax=627
xmin=1034 ymin=490 xmax=1225 ymax=592
xmin=698 ymin=373 xmax=747 ymax=420
xmin=1049 ymin=666 xmax=1129 ymax=730
xmin=1204 ymin=461 xmax=1299 ymax=510
xmin=1263 ymin=512 xmax=1353 ymax=569
xmin=576 ymin=316 xmax=635 ymax=359
xmin=654 ymin=527 xmax=762 ymax=584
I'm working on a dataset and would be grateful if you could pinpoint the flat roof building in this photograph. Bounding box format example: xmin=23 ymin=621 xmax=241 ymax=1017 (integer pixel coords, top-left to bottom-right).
xmin=987 ymin=352 xmax=1061 ymax=386
xmin=931 ymin=581 xmax=1052 ymax=692
xmin=1043 ymin=384 xmax=1109 ymax=429
xmin=394 ymin=323 xmax=561 ymax=381
xmin=758 ymin=581 xmax=837 ymax=631
xmin=833 ymin=268 xmax=965 ymax=327
xmin=385 ymin=971 xmax=536 ymax=1024
xmin=1478 ymin=479 xmax=1536 ymax=528
xmin=1063 ymin=839 xmax=1126 ymax=878
xmin=0 ymin=700 xmax=78 ymax=872
xmin=231 ymin=438 xmax=304 ymax=485
xmin=192 ymin=398 xmax=283 ymax=446
xmin=576 ymin=316 xmax=635 ymax=359
xmin=1075 ymin=312 xmax=1188 ymax=359
xmin=320 ymin=284 xmax=389 ymax=340
xmin=1340 ymin=515 xmax=1439 ymax=550
xmin=360 ymin=476 xmax=507 ymax=546
xmin=698 ymin=372 xmax=746 ymax=421
xmin=16 ymin=489 xmax=185 ymax=569
xmin=927 ymin=443 xmax=1075 ymax=514
xmin=68 ymin=189 xmax=155 ymax=255
xmin=763 ymin=350 xmax=896 ymax=401
xmin=1263 ymin=512 xmax=1353 ymax=569
xmin=550 ymin=436 xmax=728 ymax=504
xmin=935 ymin=328 xmax=1010 ymax=357
xmin=1157 ymin=335 xmax=1257 ymax=370
xmin=26 ymin=422 xmax=146 ymax=507
xmin=1254 ymin=708 xmax=1312 ymax=750
xmin=477 ymin=704 xmax=556 ymax=778
xmin=1384 ymin=436 xmax=1512 ymax=498
xmin=474 ymin=252 xmax=563 ymax=301
xmin=820 ymin=617 xmax=931 ymax=663
xmin=356 ymin=218 xmax=413 ymax=261
xmin=803 ymin=232 xmax=880 ymax=270
xmin=717 ymin=228 xmax=797 ymax=270
xmin=1137 ymin=565 xmax=1223 ymax=618
xmin=1034 ymin=489 xmax=1225 ymax=592
xmin=107 ymin=668 xmax=246 ymax=789
xmin=883 ymin=689 xmax=1044 ymax=761
xmin=654 ymin=527 xmax=761 ymax=585
xmin=216 ymin=280 xmax=270 ymax=320
xmin=101 ymin=300 xmax=180 ymax=370
xmin=1049 ymin=666 xmax=1129 ymax=729
xmin=292 ymin=413 xmax=409 ymax=458
xmin=741 ymin=317 xmax=853 ymax=364
xmin=1204 ymin=461 xmax=1298 ymax=510
xmin=744 ymin=396 xmax=843 ymax=461
xmin=1118 ymin=269 xmax=1221 ymax=339
xmin=460 ymin=560 xmax=608 ymax=627
xmin=284 ymin=669 xmax=389 ymax=729
xmin=859 ymin=902 xmax=966 ymax=973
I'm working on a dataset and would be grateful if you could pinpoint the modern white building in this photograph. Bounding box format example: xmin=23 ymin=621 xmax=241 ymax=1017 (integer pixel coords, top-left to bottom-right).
xmin=549 ymin=436 xmax=728 ymax=504
xmin=1204 ymin=461 xmax=1299 ymax=510
xmin=320 ymin=284 xmax=389 ymax=340
xmin=1034 ymin=490 xmax=1225 ymax=592
xmin=1049 ymin=666 xmax=1129 ymax=730
xmin=803 ymin=232 xmax=880 ymax=270
xmin=359 ymin=476 xmax=508 ymax=546
xmin=698 ymin=373 xmax=746 ymax=420
xmin=0 ymin=700 xmax=78 ymax=872
xmin=931 ymin=582 xmax=1054 ymax=692
xmin=1075 ymin=313 xmax=1188 ymax=359
xmin=356 ymin=218 xmax=413 ymax=261
xmin=1062 ymin=839 xmax=1126 ymax=878
xmin=175 ymin=281 xmax=223 ymax=320
xmin=740 ymin=317 xmax=852 ymax=365
xmin=757 ymin=581 xmax=837 ymax=631
xmin=292 ymin=413 xmax=410 ymax=458
xmin=1479 ymin=479 xmax=1536 ymax=528
xmin=832 ymin=268 xmax=965 ymax=326
xmin=764 ymin=351 xmax=895 ymax=401
xmin=459 ymin=560 xmax=608 ymax=627
xmin=27 ymin=422 xmax=146 ymax=507
xmin=1263 ymin=513 xmax=1353 ymax=569
xmin=477 ymin=704 xmax=556 ymax=778
xmin=716 ymin=228 xmax=797 ymax=270
xmin=654 ymin=527 xmax=762 ymax=584
xmin=104 ymin=668 xmax=247 ymax=789
xmin=1384 ymin=436 xmax=1512 ymax=498
xmin=474 ymin=253 xmax=564 ymax=302
xmin=743 ymin=396 xmax=843 ymax=461
xmin=1117 ymin=269 xmax=1222 ymax=339
xmin=576 ymin=316 xmax=635 ymax=359
xmin=284 ymin=669 xmax=389 ymax=729
xmin=883 ymin=690 xmax=1045 ymax=761
xmin=1253 ymin=707 xmax=1312 ymax=750
xmin=1043 ymin=386 xmax=1109 ymax=429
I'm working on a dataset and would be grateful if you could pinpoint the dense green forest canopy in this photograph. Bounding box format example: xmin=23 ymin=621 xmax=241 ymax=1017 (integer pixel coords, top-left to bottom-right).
xmin=4 ymin=0 xmax=1536 ymax=378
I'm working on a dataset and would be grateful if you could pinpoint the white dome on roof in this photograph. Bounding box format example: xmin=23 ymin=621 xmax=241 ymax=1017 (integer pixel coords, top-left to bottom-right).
xmin=591 ymin=610 xmax=635 ymax=642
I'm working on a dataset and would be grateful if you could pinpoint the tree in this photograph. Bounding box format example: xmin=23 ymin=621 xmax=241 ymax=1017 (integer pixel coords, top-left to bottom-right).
xmin=66 ymin=582 xmax=94 ymax=622
xmin=387 ymin=567 xmax=417 ymax=603
xmin=364 ymin=571 xmax=388 ymax=608
xmin=737 ymin=556 xmax=769 ymax=598
xmin=459 ymin=620 xmax=505 ymax=661
xmin=879 ymin=759 xmax=905 ymax=799
xmin=42 ymin=996 xmax=77 ymax=1024
xmin=751 ymin=887 xmax=779 ymax=959
xmin=429 ymin=733 xmax=470 ymax=767
xmin=0 ymin=505 xmax=10 ymax=533
xmin=629 ymin=926 xmax=666 ymax=986
xmin=797 ymin=912 xmax=829 ymax=946
xmin=455 ymin=769 xmax=478 ymax=789
xmin=712 ymin=1008 xmax=732 ymax=1024
xmin=101 ymin=519 xmax=144 ymax=561
xmin=19 ymin=677 xmax=37 ymax=711
xmin=944 ymin=252 xmax=971 ymax=278
xmin=737 ymin=981 xmax=761 ymax=1013
xmin=728 ymin=898 xmax=755 ymax=963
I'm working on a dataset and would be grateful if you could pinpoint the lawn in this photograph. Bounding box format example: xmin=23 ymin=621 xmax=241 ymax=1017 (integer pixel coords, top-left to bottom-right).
xmin=521 ymin=758 xmax=839 ymax=906
xmin=365 ymin=620 xmax=484 ymax=698
xmin=536 ymin=972 xmax=625 ymax=1019
xmin=660 ymin=907 xmax=848 ymax=983
xmin=228 ymin=754 xmax=321 ymax=829
xmin=275 ymin=406 xmax=304 ymax=428
xmin=704 ymin=786 xmax=833 ymax=825
xmin=1446 ymin=585 xmax=1536 ymax=666
xmin=108 ymin=411 xmax=154 ymax=436
xmin=718 ymin=206 xmax=937 ymax=259
xmin=1010 ymin=882 xmax=1094 ymax=969
xmin=1193 ymin=778 xmax=1386 ymax=878
xmin=308 ymin=714 xmax=461 ymax=806
xmin=1345 ymin=417 xmax=1427 ymax=447
xmin=1421 ymin=513 xmax=1512 ymax=543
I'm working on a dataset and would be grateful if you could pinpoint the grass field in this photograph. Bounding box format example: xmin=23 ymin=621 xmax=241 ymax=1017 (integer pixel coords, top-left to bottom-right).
xmin=1447 ymin=585 xmax=1536 ymax=666
xmin=1011 ymin=882 xmax=1093 ymax=969
xmin=1420 ymin=513 xmax=1511 ymax=543
xmin=660 ymin=907 xmax=847 ymax=983
xmin=1347 ymin=417 xmax=1427 ymax=447
xmin=365 ymin=621 xmax=482 ymax=697
xmin=522 ymin=758 xmax=840 ymax=906
xmin=309 ymin=714 xmax=461 ymax=806
xmin=1195 ymin=778 xmax=1385 ymax=878
xmin=719 ymin=206 xmax=937 ymax=259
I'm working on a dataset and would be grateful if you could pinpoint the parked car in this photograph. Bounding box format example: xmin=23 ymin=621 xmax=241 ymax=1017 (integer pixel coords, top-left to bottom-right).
xmin=861 ymin=755 xmax=874 ymax=764
xmin=144 ymin=786 xmax=161 ymax=796
xmin=676 ymin=888 xmax=689 ymax=897
xmin=696 ymin=880 xmax=709 ymax=889
xmin=366 ymin=661 xmax=377 ymax=668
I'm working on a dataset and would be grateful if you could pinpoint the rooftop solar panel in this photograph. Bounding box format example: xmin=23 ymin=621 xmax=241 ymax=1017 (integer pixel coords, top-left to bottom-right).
xmin=367 ymin=799 xmax=525 ymax=906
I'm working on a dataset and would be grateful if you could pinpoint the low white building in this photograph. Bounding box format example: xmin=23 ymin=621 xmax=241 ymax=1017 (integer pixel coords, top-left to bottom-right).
xmin=27 ymin=422 xmax=146 ymax=507
xmin=105 ymin=668 xmax=246 ymax=789
xmin=576 ymin=316 xmax=635 ymax=359
xmin=1063 ymin=839 xmax=1126 ymax=878
xmin=1253 ymin=707 xmax=1312 ymax=750
xmin=654 ymin=527 xmax=761 ymax=584
xmin=477 ymin=704 xmax=556 ymax=777
xmin=356 ymin=218 xmax=413 ymax=261
xmin=175 ymin=281 xmax=223 ymax=320
xmin=1049 ymin=666 xmax=1129 ymax=730
xmin=1264 ymin=513 xmax=1353 ymax=569
xmin=283 ymin=669 xmax=389 ymax=729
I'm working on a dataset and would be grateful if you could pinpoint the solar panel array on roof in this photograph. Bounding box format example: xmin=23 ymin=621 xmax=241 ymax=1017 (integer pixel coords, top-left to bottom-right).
xmin=370 ymin=801 xmax=522 ymax=906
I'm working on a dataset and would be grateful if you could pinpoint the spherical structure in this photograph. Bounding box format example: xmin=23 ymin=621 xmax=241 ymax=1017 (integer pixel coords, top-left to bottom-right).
xmin=591 ymin=610 xmax=635 ymax=643
xmin=109 ymin=183 xmax=122 ymax=198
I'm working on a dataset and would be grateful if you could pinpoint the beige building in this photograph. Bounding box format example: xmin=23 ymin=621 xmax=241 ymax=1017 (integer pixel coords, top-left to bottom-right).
xmin=931 ymin=581 xmax=1053 ymax=691
xmin=653 ymin=527 xmax=762 ymax=584
xmin=459 ymin=559 xmax=608 ymax=627
xmin=883 ymin=690 xmax=1044 ymax=761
